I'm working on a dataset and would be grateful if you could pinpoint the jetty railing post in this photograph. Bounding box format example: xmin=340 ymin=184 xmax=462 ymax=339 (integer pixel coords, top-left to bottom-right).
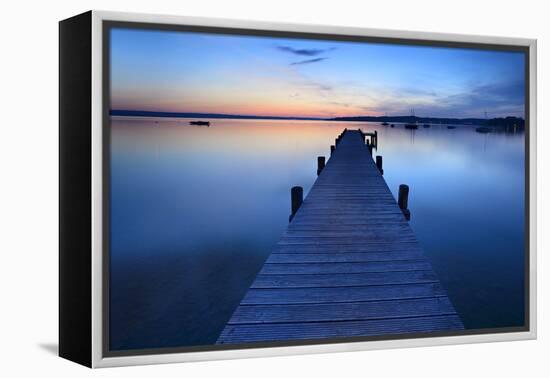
xmin=376 ymin=155 xmax=383 ymax=175
xmin=330 ymin=145 xmax=335 ymax=155
xmin=366 ymin=139 xmax=372 ymax=156
xmin=374 ymin=130 xmax=378 ymax=148
xmin=317 ymin=156 xmax=326 ymax=176
xmin=398 ymin=184 xmax=411 ymax=220
xmin=289 ymin=186 xmax=303 ymax=222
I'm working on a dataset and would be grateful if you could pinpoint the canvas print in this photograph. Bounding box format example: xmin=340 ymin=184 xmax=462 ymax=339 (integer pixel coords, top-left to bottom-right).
xmin=106 ymin=24 xmax=527 ymax=353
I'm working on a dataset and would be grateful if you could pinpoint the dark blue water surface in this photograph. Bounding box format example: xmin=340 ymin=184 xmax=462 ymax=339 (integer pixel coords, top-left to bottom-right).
xmin=109 ymin=117 xmax=525 ymax=350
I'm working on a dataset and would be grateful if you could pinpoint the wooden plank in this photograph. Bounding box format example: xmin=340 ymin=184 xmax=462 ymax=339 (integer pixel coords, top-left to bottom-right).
xmin=276 ymin=238 xmax=419 ymax=246
xmin=267 ymin=252 xmax=427 ymax=263
xmin=273 ymin=241 xmax=422 ymax=252
xmin=216 ymin=130 xmax=463 ymax=345
xmin=282 ymin=228 xmax=416 ymax=238
xmin=217 ymin=315 xmax=464 ymax=344
xmin=227 ymin=297 xmax=457 ymax=324
xmin=250 ymin=270 xmax=439 ymax=288
xmin=259 ymin=260 xmax=432 ymax=275
xmin=275 ymin=241 xmax=419 ymax=247
xmin=241 ymin=283 xmax=448 ymax=305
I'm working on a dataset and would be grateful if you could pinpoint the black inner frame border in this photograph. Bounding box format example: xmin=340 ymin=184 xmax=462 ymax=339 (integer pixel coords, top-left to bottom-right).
xmin=102 ymin=19 xmax=531 ymax=358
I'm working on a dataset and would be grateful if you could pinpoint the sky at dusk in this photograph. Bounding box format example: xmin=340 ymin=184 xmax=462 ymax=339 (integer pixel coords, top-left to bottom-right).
xmin=110 ymin=28 xmax=526 ymax=119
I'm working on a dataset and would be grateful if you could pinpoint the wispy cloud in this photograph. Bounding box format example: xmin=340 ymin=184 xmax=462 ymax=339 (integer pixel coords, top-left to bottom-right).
xmin=276 ymin=45 xmax=335 ymax=56
xmin=290 ymin=57 xmax=328 ymax=66
xmin=432 ymin=80 xmax=525 ymax=117
xmin=398 ymin=87 xmax=438 ymax=98
xmin=328 ymin=101 xmax=352 ymax=108
xmin=299 ymin=80 xmax=332 ymax=92
xmin=355 ymin=78 xmax=524 ymax=118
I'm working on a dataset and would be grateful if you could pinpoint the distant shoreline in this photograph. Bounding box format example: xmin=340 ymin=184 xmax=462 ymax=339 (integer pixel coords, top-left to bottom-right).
xmin=110 ymin=109 xmax=322 ymax=121
xmin=110 ymin=109 xmax=525 ymax=127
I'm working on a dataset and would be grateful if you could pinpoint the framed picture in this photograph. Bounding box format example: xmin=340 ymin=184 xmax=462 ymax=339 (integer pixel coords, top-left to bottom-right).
xmin=59 ymin=10 xmax=537 ymax=368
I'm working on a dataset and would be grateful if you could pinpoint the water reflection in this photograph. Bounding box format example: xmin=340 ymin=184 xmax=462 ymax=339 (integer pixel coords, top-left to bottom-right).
xmin=109 ymin=117 xmax=525 ymax=350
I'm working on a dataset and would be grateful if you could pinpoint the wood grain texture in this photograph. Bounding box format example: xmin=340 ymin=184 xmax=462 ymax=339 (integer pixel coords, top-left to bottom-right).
xmin=216 ymin=130 xmax=463 ymax=345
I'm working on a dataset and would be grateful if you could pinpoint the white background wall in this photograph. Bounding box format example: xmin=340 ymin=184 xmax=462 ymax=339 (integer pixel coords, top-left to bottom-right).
xmin=0 ymin=0 xmax=547 ymax=376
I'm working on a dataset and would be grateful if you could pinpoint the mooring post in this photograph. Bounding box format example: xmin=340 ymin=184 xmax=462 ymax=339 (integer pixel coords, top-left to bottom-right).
xmin=330 ymin=145 xmax=335 ymax=155
xmin=289 ymin=186 xmax=303 ymax=222
xmin=398 ymin=184 xmax=411 ymax=220
xmin=374 ymin=130 xmax=378 ymax=148
xmin=317 ymin=156 xmax=326 ymax=176
xmin=376 ymin=155 xmax=383 ymax=174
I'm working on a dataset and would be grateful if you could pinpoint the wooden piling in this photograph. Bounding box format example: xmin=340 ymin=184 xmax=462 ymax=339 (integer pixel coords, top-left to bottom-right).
xmin=317 ymin=156 xmax=326 ymax=176
xmin=398 ymin=184 xmax=410 ymax=220
xmin=376 ymin=155 xmax=383 ymax=175
xmin=289 ymin=186 xmax=303 ymax=222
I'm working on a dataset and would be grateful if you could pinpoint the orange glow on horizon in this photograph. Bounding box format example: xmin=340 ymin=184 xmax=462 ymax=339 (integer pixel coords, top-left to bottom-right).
xmin=111 ymin=97 xmax=382 ymax=119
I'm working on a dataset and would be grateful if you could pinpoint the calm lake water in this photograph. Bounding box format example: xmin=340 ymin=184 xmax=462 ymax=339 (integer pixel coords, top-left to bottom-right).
xmin=109 ymin=116 xmax=525 ymax=351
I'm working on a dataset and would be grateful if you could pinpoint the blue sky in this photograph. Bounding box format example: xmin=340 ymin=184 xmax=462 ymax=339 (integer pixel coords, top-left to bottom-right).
xmin=110 ymin=28 xmax=525 ymax=119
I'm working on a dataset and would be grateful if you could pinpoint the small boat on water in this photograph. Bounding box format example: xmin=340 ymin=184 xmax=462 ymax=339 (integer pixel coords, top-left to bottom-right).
xmin=476 ymin=112 xmax=491 ymax=133
xmin=476 ymin=126 xmax=491 ymax=133
xmin=190 ymin=120 xmax=210 ymax=126
xmin=447 ymin=125 xmax=456 ymax=129
xmin=390 ymin=124 xmax=395 ymax=128
xmin=381 ymin=113 xmax=389 ymax=126
xmin=404 ymin=108 xmax=418 ymax=129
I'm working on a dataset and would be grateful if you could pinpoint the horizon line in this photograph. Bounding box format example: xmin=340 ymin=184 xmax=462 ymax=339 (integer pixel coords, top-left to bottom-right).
xmin=110 ymin=109 xmax=525 ymax=121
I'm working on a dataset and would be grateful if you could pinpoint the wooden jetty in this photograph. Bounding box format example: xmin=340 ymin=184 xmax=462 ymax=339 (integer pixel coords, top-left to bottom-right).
xmin=217 ymin=129 xmax=463 ymax=345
